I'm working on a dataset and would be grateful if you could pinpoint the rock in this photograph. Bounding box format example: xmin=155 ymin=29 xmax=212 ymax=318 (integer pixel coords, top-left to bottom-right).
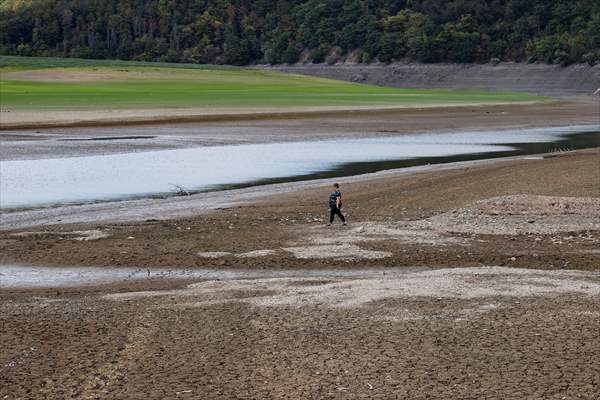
xmin=236 ymin=249 xmax=277 ymax=258
xmin=351 ymin=72 xmax=367 ymax=82
xmin=197 ymin=251 xmax=232 ymax=258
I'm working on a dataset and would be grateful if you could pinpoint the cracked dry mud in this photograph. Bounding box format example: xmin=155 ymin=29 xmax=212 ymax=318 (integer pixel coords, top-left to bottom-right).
xmin=2 ymin=267 xmax=599 ymax=399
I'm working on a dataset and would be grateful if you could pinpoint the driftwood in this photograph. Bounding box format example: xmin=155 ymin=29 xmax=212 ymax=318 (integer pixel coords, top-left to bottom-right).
xmin=170 ymin=184 xmax=190 ymax=196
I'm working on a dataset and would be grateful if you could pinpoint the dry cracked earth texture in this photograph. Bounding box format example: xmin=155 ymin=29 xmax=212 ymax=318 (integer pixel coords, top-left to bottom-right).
xmin=1 ymin=267 xmax=599 ymax=399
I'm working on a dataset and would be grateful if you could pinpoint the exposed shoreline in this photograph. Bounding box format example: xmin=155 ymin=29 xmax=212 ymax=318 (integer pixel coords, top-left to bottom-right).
xmin=0 ymin=153 xmax=555 ymax=229
xmin=2 ymin=148 xmax=598 ymax=272
xmin=0 ymin=146 xmax=595 ymax=230
xmin=0 ymin=100 xmax=548 ymax=131
xmin=2 ymin=99 xmax=597 ymax=162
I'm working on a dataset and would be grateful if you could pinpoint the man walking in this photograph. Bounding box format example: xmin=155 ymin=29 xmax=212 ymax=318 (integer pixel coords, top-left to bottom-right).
xmin=328 ymin=183 xmax=346 ymax=226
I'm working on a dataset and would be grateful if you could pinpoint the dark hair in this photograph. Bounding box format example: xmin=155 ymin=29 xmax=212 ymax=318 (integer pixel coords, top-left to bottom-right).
xmin=333 ymin=183 xmax=339 ymax=188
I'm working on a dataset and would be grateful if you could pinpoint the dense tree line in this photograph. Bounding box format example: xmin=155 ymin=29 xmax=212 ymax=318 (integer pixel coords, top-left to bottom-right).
xmin=1 ymin=0 xmax=599 ymax=65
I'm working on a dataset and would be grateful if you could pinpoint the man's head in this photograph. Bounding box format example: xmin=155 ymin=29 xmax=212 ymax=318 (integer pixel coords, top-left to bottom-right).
xmin=333 ymin=183 xmax=339 ymax=189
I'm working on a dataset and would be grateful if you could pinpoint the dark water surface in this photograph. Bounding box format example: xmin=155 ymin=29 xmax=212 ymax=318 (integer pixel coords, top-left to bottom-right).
xmin=222 ymin=129 xmax=600 ymax=190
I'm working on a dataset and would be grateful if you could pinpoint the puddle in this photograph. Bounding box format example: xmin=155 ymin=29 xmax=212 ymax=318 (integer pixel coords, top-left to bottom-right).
xmin=1 ymin=125 xmax=598 ymax=209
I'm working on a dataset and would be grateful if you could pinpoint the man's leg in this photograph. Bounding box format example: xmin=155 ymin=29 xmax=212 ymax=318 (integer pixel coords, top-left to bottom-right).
xmin=329 ymin=207 xmax=335 ymax=224
xmin=336 ymin=208 xmax=346 ymax=224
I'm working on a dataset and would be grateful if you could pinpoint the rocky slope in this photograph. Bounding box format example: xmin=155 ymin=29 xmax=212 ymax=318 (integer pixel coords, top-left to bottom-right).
xmin=269 ymin=62 xmax=600 ymax=96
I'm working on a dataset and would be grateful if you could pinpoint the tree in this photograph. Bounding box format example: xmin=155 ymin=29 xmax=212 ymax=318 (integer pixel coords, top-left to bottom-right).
xmin=0 ymin=0 xmax=598 ymax=65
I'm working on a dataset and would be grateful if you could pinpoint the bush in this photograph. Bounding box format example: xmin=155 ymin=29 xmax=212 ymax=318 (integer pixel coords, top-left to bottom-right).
xmin=311 ymin=44 xmax=329 ymax=63
xmin=282 ymin=44 xmax=301 ymax=64
xmin=325 ymin=55 xmax=337 ymax=65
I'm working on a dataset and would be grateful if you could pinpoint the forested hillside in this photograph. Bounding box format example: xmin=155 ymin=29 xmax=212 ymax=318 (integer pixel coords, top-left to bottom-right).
xmin=1 ymin=0 xmax=599 ymax=66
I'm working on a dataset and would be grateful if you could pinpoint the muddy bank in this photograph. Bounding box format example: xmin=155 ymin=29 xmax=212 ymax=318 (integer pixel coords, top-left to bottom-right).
xmin=0 ymin=150 xmax=585 ymax=230
xmin=2 ymin=99 xmax=596 ymax=161
xmin=2 ymin=149 xmax=598 ymax=271
xmin=269 ymin=62 xmax=600 ymax=96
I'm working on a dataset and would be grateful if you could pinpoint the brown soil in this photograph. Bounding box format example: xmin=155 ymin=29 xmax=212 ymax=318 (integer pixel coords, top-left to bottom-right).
xmin=3 ymin=95 xmax=597 ymax=131
xmin=0 ymin=101 xmax=543 ymax=131
xmin=3 ymin=68 xmax=209 ymax=82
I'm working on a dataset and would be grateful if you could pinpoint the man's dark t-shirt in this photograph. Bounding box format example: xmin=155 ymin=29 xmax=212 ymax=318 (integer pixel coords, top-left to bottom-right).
xmin=329 ymin=190 xmax=342 ymax=208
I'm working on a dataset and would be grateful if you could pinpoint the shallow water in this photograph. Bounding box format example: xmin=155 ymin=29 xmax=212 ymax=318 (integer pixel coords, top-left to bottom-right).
xmin=0 ymin=265 xmax=421 ymax=288
xmin=1 ymin=125 xmax=598 ymax=209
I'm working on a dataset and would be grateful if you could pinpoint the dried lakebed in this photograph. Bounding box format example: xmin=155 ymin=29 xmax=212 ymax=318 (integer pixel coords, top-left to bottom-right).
xmin=3 ymin=265 xmax=599 ymax=307
xmin=1 ymin=125 xmax=598 ymax=210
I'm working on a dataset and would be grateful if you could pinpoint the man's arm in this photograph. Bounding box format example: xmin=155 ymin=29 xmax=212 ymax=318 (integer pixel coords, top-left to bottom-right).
xmin=336 ymin=194 xmax=341 ymax=208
